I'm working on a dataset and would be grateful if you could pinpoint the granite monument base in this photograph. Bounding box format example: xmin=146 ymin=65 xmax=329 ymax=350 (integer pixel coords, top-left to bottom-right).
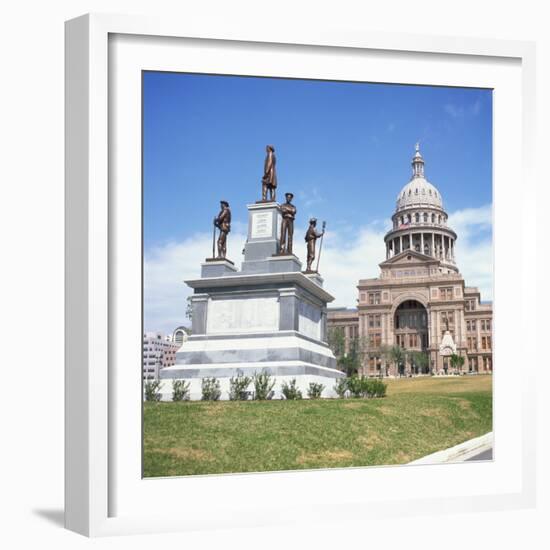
xmin=159 ymin=331 xmax=343 ymax=400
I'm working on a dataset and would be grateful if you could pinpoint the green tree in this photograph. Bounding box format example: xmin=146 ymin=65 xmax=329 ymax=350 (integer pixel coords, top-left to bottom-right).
xmin=327 ymin=326 xmax=346 ymax=357
xmin=450 ymin=353 xmax=465 ymax=375
xmin=185 ymin=295 xmax=193 ymax=321
xmin=381 ymin=345 xmax=407 ymax=376
xmin=409 ymin=350 xmax=429 ymax=375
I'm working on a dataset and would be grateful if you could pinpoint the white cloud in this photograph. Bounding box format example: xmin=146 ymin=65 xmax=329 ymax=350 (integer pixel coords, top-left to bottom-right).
xmin=297 ymin=186 xmax=324 ymax=209
xmin=449 ymin=204 xmax=493 ymax=301
xmin=444 ymin=99 xmax=483 ymax=119
xmin=444 ymin=103 xmax=464 ymax=119
xmin=144 ymin=204 xmax=493 ymax=333
xmin=143 ymin=230 xmax=247 ymax=335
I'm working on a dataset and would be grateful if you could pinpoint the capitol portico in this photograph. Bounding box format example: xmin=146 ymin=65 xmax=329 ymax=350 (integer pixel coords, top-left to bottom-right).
xmin=327 ymin=145 xmax=493 ymax=376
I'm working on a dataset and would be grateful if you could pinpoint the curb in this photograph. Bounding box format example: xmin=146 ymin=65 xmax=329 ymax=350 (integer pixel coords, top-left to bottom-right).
xmin=408 ymin=432 xmax=493 ymax=465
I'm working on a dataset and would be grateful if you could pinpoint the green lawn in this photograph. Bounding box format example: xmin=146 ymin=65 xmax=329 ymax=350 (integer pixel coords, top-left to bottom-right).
xmin=143 ymin=375 xmax=492 ymax=477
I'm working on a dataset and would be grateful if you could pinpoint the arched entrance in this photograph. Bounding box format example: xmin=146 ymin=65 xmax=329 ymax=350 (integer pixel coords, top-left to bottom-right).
xmin=394 ymin=300 xmax=429 ymax=375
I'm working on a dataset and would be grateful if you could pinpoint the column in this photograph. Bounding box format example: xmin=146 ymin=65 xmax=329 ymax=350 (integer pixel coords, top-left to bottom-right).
xmin=400 ymin=235 xmax=403 ymax=253
xmin=421 ymin=233 xmax=424 ymax=254
xmin=432 ymin=233 xmax=435 ymax=258
xmin=476 ymin=315 xmax=482 ymax=352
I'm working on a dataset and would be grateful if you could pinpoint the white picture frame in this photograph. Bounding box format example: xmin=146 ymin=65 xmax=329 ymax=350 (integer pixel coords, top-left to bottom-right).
xmin=65 ymin=13 xmax=537 ymax=537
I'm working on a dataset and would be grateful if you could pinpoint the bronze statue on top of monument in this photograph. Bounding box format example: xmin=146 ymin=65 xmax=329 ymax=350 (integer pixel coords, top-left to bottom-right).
xmin=205 ymin=200 xmax=233 ymax=264
xmin=304 ymin=218 xmax=326 ymax=273
xmin=278 ymin=192 xmax=297 ymax=255
xmin=260 ymin=144 xmax=277 ymax=202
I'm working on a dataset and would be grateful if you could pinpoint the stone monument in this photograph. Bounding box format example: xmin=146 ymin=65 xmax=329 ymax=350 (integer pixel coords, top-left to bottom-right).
xmin=159 ymin=149 xmax=342 ymax=400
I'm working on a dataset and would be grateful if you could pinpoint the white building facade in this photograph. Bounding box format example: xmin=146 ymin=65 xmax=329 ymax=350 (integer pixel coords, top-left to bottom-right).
xmin=142 ymin=332 xmax=180 ymax=380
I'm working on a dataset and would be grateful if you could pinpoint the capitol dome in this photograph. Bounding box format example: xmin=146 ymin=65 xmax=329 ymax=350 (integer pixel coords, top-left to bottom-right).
xmin=395 ymin=145 xmax=444 ymax=212
xmin=384 ymin=144 xmax=458 ymax=273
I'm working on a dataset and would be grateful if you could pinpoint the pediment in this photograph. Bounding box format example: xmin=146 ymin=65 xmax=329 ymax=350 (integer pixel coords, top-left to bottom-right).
xmin=380 ymin=250 xmax=439 ymax=268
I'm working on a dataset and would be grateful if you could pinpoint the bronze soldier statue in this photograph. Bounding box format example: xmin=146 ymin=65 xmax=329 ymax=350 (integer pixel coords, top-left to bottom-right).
xmin=261 ymin=145 xmax=277 ymax=202
xmin=214 ymin=200 xmax=231 ymax=259
xmin=279 ymin=192 xmax=296 ymax=254
xmin=305 ymin=218 xmax=325 ymax=272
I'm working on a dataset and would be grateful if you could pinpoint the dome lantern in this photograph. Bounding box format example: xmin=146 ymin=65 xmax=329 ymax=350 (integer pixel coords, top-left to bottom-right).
xmin=412 ymin=142 xmax=425 ymax=178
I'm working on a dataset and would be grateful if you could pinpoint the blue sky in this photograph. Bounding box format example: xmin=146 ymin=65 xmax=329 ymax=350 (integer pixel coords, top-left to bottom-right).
xmin=143 ymin=72 xmax=493 ymax=334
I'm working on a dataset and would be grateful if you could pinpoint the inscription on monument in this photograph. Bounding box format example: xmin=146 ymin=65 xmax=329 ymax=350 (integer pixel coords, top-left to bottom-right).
xmin=206 ymin=295 xmax=279 ymax=334
xmin=251 ymin=211 xmax=273 ymax=239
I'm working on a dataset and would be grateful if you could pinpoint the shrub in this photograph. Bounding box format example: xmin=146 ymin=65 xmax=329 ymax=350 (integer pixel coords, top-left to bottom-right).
xmin=228 ymin=371 xmax=252 ymax=401
xmin=201 ymin=377 xmax=221 ymax=401
xmin=365 ymin=378 xmax=387 ymax=398
xmin=347 ymin=376 xmax=364 ymax=398
xmin=171 ymin=379 xmax=190 ymax=401
xmin=253 ymin=371 xmax=275 ymax=400
xmin=281 ymin=378 xmax=303 ymax=400
xmin=345 ymin=376 xmax=387 ymax=398
xmin=334 ymin=378 xmax=348 ymax=398
xmin=144 ymin=379 xmax=162 ymax=402
xmin=307 ymin=382 xmax=325 ymax=399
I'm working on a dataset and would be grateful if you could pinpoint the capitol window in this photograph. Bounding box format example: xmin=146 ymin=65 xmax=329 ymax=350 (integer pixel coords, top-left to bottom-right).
xmin=439 ymin=287 xmax=453 ymax=300
xmin=368 ymin=292 xmax=381 ymax=305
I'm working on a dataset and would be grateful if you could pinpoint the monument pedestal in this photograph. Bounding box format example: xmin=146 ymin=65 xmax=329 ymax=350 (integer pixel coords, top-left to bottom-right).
xmin=159 ymin=200 xmax=342 ymax=400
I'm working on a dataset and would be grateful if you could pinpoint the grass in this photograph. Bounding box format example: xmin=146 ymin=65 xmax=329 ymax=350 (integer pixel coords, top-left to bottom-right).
xmin=143 ymin=375 xmax=492 ymax=477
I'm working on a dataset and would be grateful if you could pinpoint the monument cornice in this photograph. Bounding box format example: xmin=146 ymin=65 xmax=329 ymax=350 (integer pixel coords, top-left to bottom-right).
xmin=185 ymin=271 xmax=335 ymax=303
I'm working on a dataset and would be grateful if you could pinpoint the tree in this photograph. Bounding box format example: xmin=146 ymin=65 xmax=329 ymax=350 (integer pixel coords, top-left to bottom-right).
xmin=327 ymin=327 xmax=363 ymax=376
xmin=450 ymin=353 xmax=465 ymax=375
xmin=381 ymin=345 xmax=407 ymax=376
xmin=185 ymin=295 xmax=193 ymax=321
xmin=327 ymin=326 xmax=346 ymax=358
xmin=409 ymin=350 xmax=429 ymax=375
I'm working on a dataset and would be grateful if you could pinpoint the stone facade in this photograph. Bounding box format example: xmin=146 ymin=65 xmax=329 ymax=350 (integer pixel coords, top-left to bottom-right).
xmin=327 ymin=146 xmax=493 ymax=377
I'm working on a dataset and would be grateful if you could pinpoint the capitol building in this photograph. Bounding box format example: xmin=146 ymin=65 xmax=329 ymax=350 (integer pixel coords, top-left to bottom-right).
xmin=327 ymin=145 xmax=493 ymax=376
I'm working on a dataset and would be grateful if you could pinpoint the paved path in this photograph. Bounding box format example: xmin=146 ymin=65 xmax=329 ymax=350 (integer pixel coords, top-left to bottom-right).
xmin=466 ymin=448 xmax=493 ymax=461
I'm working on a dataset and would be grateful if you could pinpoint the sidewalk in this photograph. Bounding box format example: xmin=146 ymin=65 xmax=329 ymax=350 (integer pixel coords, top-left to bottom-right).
xmin=408 ymin=432 xmax=493 ymax=465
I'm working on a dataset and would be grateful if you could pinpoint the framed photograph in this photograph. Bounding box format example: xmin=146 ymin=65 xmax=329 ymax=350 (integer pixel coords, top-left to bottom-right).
xmin=65 ymin=13 xmax=536 ymax=536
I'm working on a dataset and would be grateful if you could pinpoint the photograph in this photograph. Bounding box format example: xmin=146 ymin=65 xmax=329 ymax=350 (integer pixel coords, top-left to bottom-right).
xmin=141 ymin=71 xmax=493 ymax=477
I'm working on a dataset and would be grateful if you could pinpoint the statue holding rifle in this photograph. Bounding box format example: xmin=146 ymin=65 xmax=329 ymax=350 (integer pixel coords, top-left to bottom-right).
xmin=304 ymin=218 xmax=326 ymax=273
xmin=213 ymin=200 xmax=231 ymax=259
